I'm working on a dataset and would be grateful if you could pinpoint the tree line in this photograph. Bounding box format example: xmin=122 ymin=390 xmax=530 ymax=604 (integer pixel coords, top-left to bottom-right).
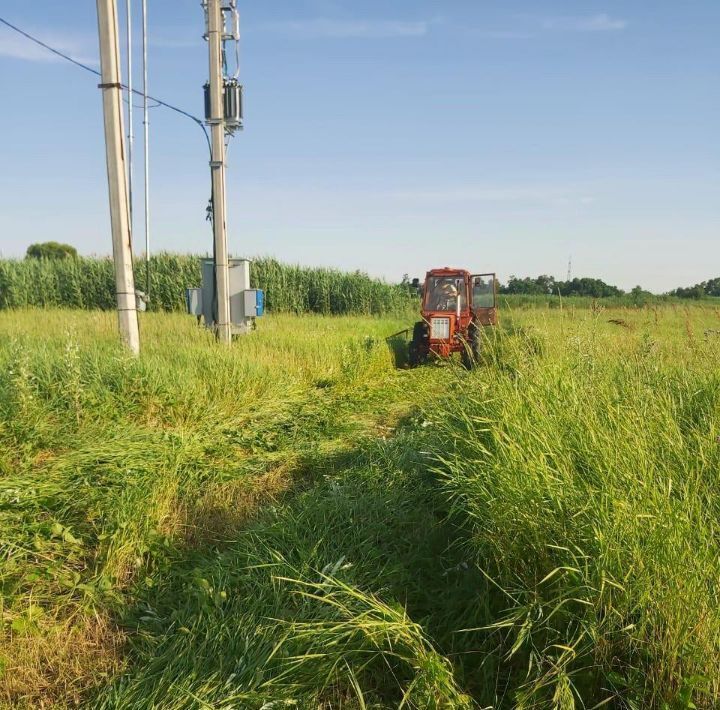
xmin=500 ymin=274 xmax=717 ymax=300
xmin=500 ymin=275 xmax=627 ymax=298
xmin=669 ymin=278 xmax=720 ymax=300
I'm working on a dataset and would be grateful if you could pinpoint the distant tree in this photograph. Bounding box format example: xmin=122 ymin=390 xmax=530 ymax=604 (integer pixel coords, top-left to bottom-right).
xmin=501 ymin=275 xmax=556 ymax=295
xmin=26 ymin=242 xmax=78 ymax=260
xmin=501 ymin=274 xmax=624 ymax=298
xmin=673 ymin=284 xmax=706 ymax=299
xmin=630 ymin=285 xmax=652 ymax=305
xmin=558 ymin=277 xmax=623 ymax=298
xmin=535 ymin=274 xmax=557 ymax=295
xmin=702 ymin=278 xmax=720 ymax=297
xmin=669 ymin=277 xmax=720 ymax=299
xmin=500 ymin=276 xmax=527 ymax=295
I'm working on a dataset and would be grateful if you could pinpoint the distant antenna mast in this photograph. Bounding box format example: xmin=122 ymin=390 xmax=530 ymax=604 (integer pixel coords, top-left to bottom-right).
xmin=567 ymin=254 xmax=573 ymax=281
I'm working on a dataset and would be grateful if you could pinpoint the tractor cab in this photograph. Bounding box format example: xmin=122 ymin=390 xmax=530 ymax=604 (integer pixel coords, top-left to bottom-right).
xmin=410 ymin=268 xmax=497 ymax=368
xmin=424 ymin=273 xmax=465 ymax=313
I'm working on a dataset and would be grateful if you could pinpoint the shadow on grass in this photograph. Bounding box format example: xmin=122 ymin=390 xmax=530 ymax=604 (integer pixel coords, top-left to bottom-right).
xmin=385 ymin=332 xmax=411 ymax=369
xmin=91 ymin=423 xmax=502 ymax=709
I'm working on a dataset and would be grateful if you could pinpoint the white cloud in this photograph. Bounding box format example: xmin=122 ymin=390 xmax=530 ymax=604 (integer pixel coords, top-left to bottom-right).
xmin=460 ymin=12 xmax=627 ymax=41
xmin=261 ymin=18 xmax=430 ymax=39
xmin=542 ymin=14 xmax=627 ymax=32
xmin=0 ymin=27 xmax=97 ymax=65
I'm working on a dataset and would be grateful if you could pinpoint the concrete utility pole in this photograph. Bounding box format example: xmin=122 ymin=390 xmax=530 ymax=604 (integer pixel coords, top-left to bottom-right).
xmin=206 ymin=0 xmax=232 ymax=344
xmin=96 ymin=0 xmax=140 ymax=355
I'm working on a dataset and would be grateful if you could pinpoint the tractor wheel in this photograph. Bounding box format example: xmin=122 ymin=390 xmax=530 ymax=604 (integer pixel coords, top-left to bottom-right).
xmin=461 ymin=321 xmax=482 ymax=370
xmin=408 ymin=321 xmax=428 ymax=368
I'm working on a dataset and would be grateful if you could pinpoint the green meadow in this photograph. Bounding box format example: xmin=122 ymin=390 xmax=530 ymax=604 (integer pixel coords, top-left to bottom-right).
xmin=1 ymin=303 xmax=719 ymax=708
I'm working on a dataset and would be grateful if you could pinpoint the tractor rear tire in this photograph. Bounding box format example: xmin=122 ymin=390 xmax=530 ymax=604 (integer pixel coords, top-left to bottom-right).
xmin=461 ymin=321 xmax=482 ymax=370
xmin=408 ymin=321 xmax=428 ymax=368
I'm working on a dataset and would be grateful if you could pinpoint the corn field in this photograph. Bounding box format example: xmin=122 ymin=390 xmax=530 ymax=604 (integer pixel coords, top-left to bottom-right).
xmin=0 ymin=254 xmax=414 ymax=315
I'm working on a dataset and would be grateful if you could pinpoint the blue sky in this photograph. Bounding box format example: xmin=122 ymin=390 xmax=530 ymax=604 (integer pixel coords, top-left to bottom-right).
xmin=0 ymin=0 xmax=718 ymax=291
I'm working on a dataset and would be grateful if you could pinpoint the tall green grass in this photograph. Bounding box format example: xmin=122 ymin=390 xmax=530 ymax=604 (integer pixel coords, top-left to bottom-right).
xmin=426 ymin=309 xmax=720 ymax=706
xmin=0 ymin=254 xmax=414 ymax=315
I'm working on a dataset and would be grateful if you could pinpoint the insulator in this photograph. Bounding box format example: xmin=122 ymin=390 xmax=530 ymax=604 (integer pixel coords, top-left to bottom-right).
xmin=221 ymin=1 xmax=240 ymax=40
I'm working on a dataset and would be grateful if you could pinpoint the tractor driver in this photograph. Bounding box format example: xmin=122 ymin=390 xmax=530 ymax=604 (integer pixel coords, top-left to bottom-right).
xmin=434 ymin=282 xmax=458 ymax=311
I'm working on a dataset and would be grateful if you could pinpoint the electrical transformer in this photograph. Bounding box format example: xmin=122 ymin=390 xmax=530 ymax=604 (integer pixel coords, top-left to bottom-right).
xmin=223 ymin=79 xmax=243 ymax=132
xmin=203 ymin=79 xmax=243 ymax=133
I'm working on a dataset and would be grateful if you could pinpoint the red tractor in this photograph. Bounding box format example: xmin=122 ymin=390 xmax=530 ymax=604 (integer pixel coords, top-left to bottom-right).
xmin=409 ymin=268 xmax=498 ymax=368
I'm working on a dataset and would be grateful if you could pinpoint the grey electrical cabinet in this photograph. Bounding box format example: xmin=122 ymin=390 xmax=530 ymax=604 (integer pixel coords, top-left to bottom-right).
xmin=186 ymin=258 xmax=263 ymax=334
xmin=244 ymin=289 xmax=265 ymax=317
xmin=229 ymin=259 xmax=251 ymax=325
xmin=200 ymin=259 xmax=216 ymax=326
xmin=185 ymin=288 xmax=203 ymax=317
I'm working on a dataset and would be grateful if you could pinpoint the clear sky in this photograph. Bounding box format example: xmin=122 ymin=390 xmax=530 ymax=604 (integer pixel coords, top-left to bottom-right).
xmin=0 ymin=1 xmax=718 ymax=292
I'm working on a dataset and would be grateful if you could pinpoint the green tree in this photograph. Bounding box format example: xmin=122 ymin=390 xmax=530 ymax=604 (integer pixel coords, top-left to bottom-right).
xmin=701 ymin=278 xmax=720 ymax=297
xmin=630 ymin=285 xmax=652 ymax=305
xmin=26 ymin=242 xmax=78 ymax=260
xmin=558 ymin=277 xmax=623 ymax=298
xmin=673 ymin=284 xmax=706 ymax=299
xmin=501 ymin=275 xmax=556 ymax=295
xmin=502 ymin=275 xmax=623 ymax=298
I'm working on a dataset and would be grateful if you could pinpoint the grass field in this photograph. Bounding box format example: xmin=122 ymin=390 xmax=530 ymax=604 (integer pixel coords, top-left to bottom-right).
xmin=1 ymin=303 xmax=720 ymax=708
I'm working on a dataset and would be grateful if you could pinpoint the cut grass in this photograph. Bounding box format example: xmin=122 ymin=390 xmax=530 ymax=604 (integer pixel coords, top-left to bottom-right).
xmin=1 ymin=613 xmax=124 ymax=709
xmin=0 ymin=311 xmax=445 ymax=706
xmin=1 ymin=305 xmax=720 ymax=707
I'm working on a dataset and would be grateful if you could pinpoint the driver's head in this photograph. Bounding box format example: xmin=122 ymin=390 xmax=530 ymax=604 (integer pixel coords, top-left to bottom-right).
xmin=440 ymin=283 xmax=457 ymax=297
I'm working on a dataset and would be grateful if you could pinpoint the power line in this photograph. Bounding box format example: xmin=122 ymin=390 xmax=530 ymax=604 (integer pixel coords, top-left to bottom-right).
xmin=0 ymin=15 xmax=210 ymax=153
xmin=0 ymin=15 xmax=101 ymax=75
xmin=124 ymin=97 xmax=161 ymax=109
